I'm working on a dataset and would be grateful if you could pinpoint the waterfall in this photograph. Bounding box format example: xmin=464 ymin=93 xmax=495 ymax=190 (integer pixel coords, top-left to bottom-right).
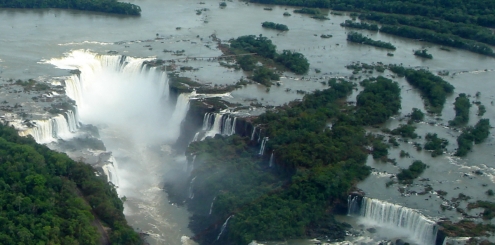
xmin=257 ymin=129 xmax=262 ymax=142
xmin=259 ymin=137 xmax=268 ymax=155
xmin=231 ymin=117 xmax=236 ymax=135
xmin=209 ymin=196 xmax=217 ymax=215
xmin=187 ymin=155 xmax=197 ymax=175
xmin=101 ymin=156 xmax=120 ymax=187
xmin=203 ymin=113 xmax=223 ymax=139
xmin=201 ymin=112 xmax=237 ymax=140
xmin=442 ymin=237 xmax=470 ymax=245
xmin=347 ymin=195 xmax=361 ymax=216
xmin=48 ymin=50 xmax=174 ymax=132
xmin=352 ymin=197 xmax=438 ymax=245
xmin=52 ymin=114 xmax=72 ymax=139
xmin=250 ymin=126 xmax=257 ymax=141
xmin=192 ymin=132 xmax=199 ymax=142
xmin=202 ymin=112 xmax=213 ymax=131
xmin=19 ymin=120 xmax=54 ymax=144
xmin=188 ymin=176 xmax=197 ymax=199
xmin=216 ymin=215 xmax=233 ymax=241
xmin=65 ymin=110 xmax=79 ymax=132
xmin=168 ymin=93 xmax=192 ymax=141
xmin=269 ymin=152 xmax=274 ymax=167
xmin=18 ymin=110 xmax=78 ymax=144
xmin=219 ymin=114 xmax=236 ymax=136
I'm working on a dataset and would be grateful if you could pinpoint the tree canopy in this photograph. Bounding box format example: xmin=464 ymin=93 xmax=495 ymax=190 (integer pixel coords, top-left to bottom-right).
xmin=0 ymin=0 xmax=141 ymax=15
xmin=0 ymin=123 xmax=142 ymax=244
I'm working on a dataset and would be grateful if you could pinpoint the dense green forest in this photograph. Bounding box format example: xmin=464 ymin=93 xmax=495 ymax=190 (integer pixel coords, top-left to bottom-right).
xmin=455 ymin=119 xmax=491 ymax=156
xmin=389 ymin=66 xmax=454 ymax=113
xmin=0 ymin=123 xmax=142 ymax=244
xmin=178 ymin=76 xmax=408 ymax=244
xmin=0 ymin=0 xmax=141 ymax=15
xmin=347 ymin=32 xmax=396 ymax=50
xmin=340 ymin=20 xmax=378 ymax=31
xmin=449 ymin=93 xmax=471 ymax=126
xmin=261 ymin=21 xmax=289 ymax=31
xmin=397 ymin=160 xmax=427 ymax=183
xmin=247 ymin=0 xmax=495 ymax=28
xmin=355 ymin=76 xmax=401 ymax=125
xmin=414 ymin=49 xmax=433 ymax=59
xmin=424 ymin=133 xmax=448 ymax=157
xmin=228 ymin=35 xmax=309 ymax=74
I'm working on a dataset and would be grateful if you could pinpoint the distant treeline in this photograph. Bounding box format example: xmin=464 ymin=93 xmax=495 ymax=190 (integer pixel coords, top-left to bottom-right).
xmin=249 ymin=0 xmax=495 ymax=56
xmin=0 ymin=0 xmax=141 ymax=15
xmin=248 ymin=0 xmax=495 ymax=28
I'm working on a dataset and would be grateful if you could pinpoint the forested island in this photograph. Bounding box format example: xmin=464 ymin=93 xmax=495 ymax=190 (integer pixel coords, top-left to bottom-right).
xmin=0 ymin=0 xmax=141 ymax=15
xmin=0 ymin=123 xmax=142 ymax=244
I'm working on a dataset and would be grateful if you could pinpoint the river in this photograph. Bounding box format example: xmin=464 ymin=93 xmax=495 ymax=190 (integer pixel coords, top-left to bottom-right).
xmin=1 ymin=1 xmax=495 ymax=244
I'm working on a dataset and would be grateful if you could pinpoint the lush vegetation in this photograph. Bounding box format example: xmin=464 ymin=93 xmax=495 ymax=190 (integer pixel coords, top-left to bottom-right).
xmin=380 ymin=25 xmax=494 ymax=56
xmin=262 ymin=21 xmax=289 ymax=31
xmin=293 ymin=8 xmax=320 ymax=15
xmin=229 ymin=35 xmax=309 ymax=75
xmin=251 ymin=66 xmax=280 ymax=86
xmin=409 ymin=108 xmax=425 ymax=122
xmin=347 ymin=32 xmax=396 ymax=50
xmin=340 ymin=20 xmax=379 ymax=31
xmin=390 ymin=124 xmax=418 ymax=139
xmin=358 ymin=13 xmax=495 ymax=51
xmin=455 ymin=119 xmax=491 ymax=156
xmin=414 ymin=49 xmax=433 ymax=59
xmin=0 ymin=123 xmax=142 ymax=244
xmin=355 ymin=76 xmax=401 ymax=125
xmin=275 ymin=50 xmax=310 ymax=75
xmin=0 ymin=0 xmax=141 ymax=15
xmin=389 ymin=66 xmax=454 ymax=113
xmin=424 ymin=133 xmax=448 ymax=157
xmin=237 ymin=55 xmax=256 ymax=71
xmin=468 ymin=201 xmax=495 ymax=220
xmin=179 ymin=79 xmax=397 ymax=244
xmin=397 ymin=160 xmax=427 ymax=183
xmin=248 ymin=0 xmax=495 ymax=55
xmin=247 ymin=0 xmax=495 ymax=29
xmin=229 ymin=35 xmax=277 ymax=59
xmin=449 ymin=93 xmax=471 ymax=126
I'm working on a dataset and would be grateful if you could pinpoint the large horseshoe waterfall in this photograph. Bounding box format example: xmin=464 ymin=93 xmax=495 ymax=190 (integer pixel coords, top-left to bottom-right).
xmin=348 ymin=196 xmax=439 ymax=245
xmin=41 ymin=50 xmax=194 ymax=244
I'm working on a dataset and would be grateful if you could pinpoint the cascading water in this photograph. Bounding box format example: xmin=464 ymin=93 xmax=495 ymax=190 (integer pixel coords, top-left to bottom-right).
xmin=250 ymin=126 xmax=257 ymax=141
xmin=18 ymin=110 xmax=78 ymax=144
xmin=202 ymin=113 xmax=214 ymax=131
xmin=209 ymin=196 xmax=216 ymax=215
xmin=349 ymin=196 xmax=439 ymax=245
xmin=269 ymin=152 xmax=274 ymax=167
xmin=45 ymin=50 xmax=193 ymax=244
xmin=259 ymin=137 xmax=268 ymax=155
xmin=65 ymin=110 xmax=79 ymax=132
xmin=442 ymin=237 xmax=470 ymax=245
xmin=102 ymin=156 xmax=120 ymax=187
xmin=200 ymin=112 xmax=237 ymax=140
xmin=347 ymin=195 xmax=361 ymax=216
xmin=216 ymin=215 xmax=233 ymax=241
xmin=188 ymin=176 xmax=197 ymax=199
